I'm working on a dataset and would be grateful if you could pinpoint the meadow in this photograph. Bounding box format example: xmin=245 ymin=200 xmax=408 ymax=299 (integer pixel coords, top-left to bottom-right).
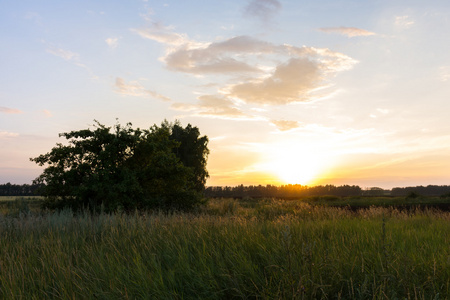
xmin=0 ymin=196 xmax=448 ymax=299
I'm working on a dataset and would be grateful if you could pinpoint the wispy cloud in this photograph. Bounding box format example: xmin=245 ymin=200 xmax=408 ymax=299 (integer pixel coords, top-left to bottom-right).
xmin=114 ymin=77 xmax=170 ymax=101
xmin=318 ymin=26 xmax=376 ymax=37
xmin=0 ymin=131 xmax=19 ymax=138
xmin=243 ymin=0 xmax=282 ymax=24
xmin=45 ymin=43 xmax=98 ymax=79
xmin=0 ymin=106 xmax=22 ymax=114
xmin=24 ymin=11 xmax=42 ymax=25
xmin=395 ymin=15 xmax=414 ymax=29
xmin=172 ymin=95 xmax=251 ymax=119
xmin=439 ymin=66 xmax=450 ymax=82
xmin=105 ymin=37 xmax=119 ymax=48
xmin=46 ymin=47 xmax=79 ymax=61
xmin=131 ymin=22 xmax=190 ymax=46
xmin=370 ymin=108 xmax=391 ymax=119
xmin=42 ymin=109 xmax=52 ymax=117
xmin=377 ymin=108 xmax=390 ymax=114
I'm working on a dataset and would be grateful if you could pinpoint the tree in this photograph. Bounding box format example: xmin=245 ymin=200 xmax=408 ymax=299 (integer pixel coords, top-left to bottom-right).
xmin=170 ymin=121 xmax=209 ymax=192
xmin=30 ymin=120 xmax=209 ymax=212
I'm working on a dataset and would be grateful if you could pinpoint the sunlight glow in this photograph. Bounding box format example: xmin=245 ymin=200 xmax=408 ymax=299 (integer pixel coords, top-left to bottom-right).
xmin=262 ymin=144 xmax=332 ymax=185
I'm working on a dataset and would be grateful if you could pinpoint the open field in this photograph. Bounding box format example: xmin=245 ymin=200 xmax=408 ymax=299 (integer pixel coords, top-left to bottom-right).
xmin=0 ymin=197 xmax=449 ymax=299
xmin=301 ymin=195 xmax=450 ymax=211
xmin=0 ymin=196 xmax=43 ymax=216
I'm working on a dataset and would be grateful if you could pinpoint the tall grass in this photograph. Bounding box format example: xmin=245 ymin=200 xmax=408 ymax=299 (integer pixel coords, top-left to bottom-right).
xmin=0 ymin=198 xmax=448 ymax=299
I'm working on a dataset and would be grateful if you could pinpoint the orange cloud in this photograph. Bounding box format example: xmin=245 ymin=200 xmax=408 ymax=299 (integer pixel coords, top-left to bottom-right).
xmin=229 ymin=58 xmax=322 ymax=105
xmin=271 ymin=120 xmax=301 ymax=131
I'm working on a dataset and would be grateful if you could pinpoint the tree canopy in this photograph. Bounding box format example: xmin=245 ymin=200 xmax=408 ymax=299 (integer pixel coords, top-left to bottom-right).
xmin=31 ymin=120 xmax=209 ymax=212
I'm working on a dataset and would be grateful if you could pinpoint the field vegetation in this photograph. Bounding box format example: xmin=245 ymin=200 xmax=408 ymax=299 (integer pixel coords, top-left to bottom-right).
xmin=0 ymin=196 xmax=448 ymax=299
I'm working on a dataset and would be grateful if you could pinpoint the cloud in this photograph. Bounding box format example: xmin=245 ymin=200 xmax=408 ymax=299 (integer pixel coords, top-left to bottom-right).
xmin=318 ymin=27 xmax=376 ymax=37
xmin=172 ymin=95 xmax=251 ymax=119
xmin=171 ymin=95 xmax=249 ymax=119
xmin=42 ymin=109 xmax=52 ymax=117
xmin=164 ymin=36 xmax=271 ymax=74
xmin=45 ymin=43 xmax=98 ymax=79
xmin=134 ymin=29 xmax=277 ymax=74
xmin=114 ymin=77 xmax=170 ymax=101
xmin=395 ymin=16 xmax=414 ymax=29
xmin=371 ymin=108 xmax=391 ymax=118
xmin=271 ymin=120 xmax=301 ymax=131
xmin=46 ymin=47 xmax=79 ymax=61
xmin=134 ymin=23 xmax=356 ymax=107
xmin=228 ymin=58 xmax=324 ymax=105
xmin=439 ymin=66 xmax=450 ymax=82
xmin=243 ymin=0 xmax=282 ymax=24
xmin=24 ymin=12 xmax=42 ymax=25
xmin=138 ymin=29 xmax=355 ymax=73
xmin=376 ymin=108 xmax=390 ymax=114
xmin=105 ymin=37 xmax=119 ymax=48
xmin=0 ymin=131 xmax=19 ymax=138
xmin=0 ymin=107 xmax=22 ymax=114
xmin=131 ymin=22 xmax=190 ymax=46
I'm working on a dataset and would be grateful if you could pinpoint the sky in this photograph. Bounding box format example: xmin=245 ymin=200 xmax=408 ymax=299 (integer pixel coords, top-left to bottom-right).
xmin=2 ymin=0 xmax=450 ymax=189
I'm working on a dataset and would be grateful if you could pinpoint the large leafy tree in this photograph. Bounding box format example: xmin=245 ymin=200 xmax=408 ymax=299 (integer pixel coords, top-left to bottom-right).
xmin=31 ymin=120 xmax=209 ymax=212
xmin=169 ymin=121 xmax=209 ymax=192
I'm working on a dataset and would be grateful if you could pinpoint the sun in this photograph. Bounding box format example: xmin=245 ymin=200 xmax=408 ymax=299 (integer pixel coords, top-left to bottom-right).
xmin=263 ymin=144 xmax=330 ymax=185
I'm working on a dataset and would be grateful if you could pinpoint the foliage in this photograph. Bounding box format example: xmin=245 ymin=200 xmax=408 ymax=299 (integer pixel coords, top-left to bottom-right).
xmin=170 ymin=121 xmax=209 ymax=193
xmin=30 ymin=120 xmax=209 ymax=212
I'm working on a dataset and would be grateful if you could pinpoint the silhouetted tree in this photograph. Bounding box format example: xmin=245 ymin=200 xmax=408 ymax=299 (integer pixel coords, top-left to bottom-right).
xmin=30 ymin=120 xmax=209 ymax=212
xmin=169 ymin=121 xmax=209 ymax=192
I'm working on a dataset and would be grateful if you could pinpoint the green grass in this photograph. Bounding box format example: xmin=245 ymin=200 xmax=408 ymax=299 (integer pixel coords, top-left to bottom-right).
xmin=0 ymin=198 xmax=448 ymax=299
xmin=299 ymin=195 xmax=450 ymax=209
xmin=0 ymin=196 xmax=43 ymax=216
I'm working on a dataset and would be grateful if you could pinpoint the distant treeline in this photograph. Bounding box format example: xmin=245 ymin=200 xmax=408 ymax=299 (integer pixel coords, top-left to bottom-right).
xmin=0 ymin=183 xmax=43 ymax=196
xmin=3 ymin=183 xmax=450 ymax=198
xmin=205 ymin=184 xmax=450 ymax=198
xmin=205 ymin=184 xmax=363 ymax=198
xmin=391 ymin=185 xmax=450 ymax=197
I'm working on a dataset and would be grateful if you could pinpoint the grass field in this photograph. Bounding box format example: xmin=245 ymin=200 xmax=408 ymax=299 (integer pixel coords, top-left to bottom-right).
xmin=0 ymin=197 xmax=449 ymax=299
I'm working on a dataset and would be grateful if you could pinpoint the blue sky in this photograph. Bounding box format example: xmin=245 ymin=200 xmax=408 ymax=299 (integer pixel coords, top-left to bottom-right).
xmin=2 ymin=0 xmax=450 ymax=188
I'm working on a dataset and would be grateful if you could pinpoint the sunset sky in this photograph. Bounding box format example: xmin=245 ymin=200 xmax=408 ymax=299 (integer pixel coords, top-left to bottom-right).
xmin=2 ymin=0 xmax=450 ymax=189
